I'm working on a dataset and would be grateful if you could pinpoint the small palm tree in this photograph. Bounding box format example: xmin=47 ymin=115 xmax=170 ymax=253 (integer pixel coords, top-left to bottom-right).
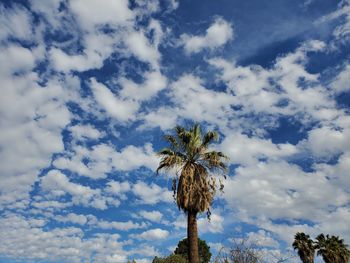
xmin=157 ymin=124 xmax=228 ymax=263
xmin=315 ymin=234 xmax=350 ymax=263
xmin=292 ymin=232 xmax=315 ymax=263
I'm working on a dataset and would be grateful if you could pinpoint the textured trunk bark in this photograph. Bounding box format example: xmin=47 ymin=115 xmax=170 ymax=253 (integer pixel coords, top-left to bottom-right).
xmin=187 ymin=211 xmax=199 ymax=263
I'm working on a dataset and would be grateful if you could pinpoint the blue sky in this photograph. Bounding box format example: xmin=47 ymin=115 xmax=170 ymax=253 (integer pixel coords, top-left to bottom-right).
xmin=0 ymin=0 xmax=350 ymax=262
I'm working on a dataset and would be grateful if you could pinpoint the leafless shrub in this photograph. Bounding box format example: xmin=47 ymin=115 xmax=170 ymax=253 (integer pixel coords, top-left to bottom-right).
xmin=214 ymin=239 xmax=263 ymax=263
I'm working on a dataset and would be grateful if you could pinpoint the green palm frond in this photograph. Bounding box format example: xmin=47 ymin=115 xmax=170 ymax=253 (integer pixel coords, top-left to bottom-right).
xmin=191 ymin=123 xmax=202 ymax=148
xmin=202 ymin=151 xmax=228 ymax=171
xmin=163 ymin=135 xmax=180 ymax=150
xmin=316 ymin=234 xmax=350 ymax=263
xmin=156 ymin=152 xmax=185 ymax=174
xmin=158 ymin=147 xmax=175 ymax=156
xmin=292 ymin=232 xmax=315 ymax=263
xmin=202 ymin=131 xmax=218 ymax=147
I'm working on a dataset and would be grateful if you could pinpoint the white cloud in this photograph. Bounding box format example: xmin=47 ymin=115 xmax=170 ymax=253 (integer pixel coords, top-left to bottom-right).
xmin=32 ymin=200 xmax=71 ymax=210
xmin=334 ymin=11 xmax=350 ymax=41
xmin=112 ymin=143 xmax=159 ymax=171
xmin=164 ymin=74 xmax=235 ymax=125
xmin=135 ymin=0 xmax=160 ymax=16
xmin=0 ymin=173 xmax=37 ymax=209
xmin=316 ymin=207 xmax=350 ymax=241
xmin=315 ymin=4 xmax=350 ymax=26
xmin=254 ymin=219 xmax=315 ymax=247
xmin=208 ymin=242 xmax=224 ymax=254
xmin=223 ymin=161 xmax=349 ymax=222
xmin=125 ymin=30 xmax=161 ymax=69
xmin=53 ymin=143 xmax=158 ymax=179
xmin=209 ymin=43 xmax=335 ymax=125
xmin=105 ymin=181 xmax=131 ymax=200
xmin=208 ymin=57 xmax=270 ymax=97
xmin=220 ymin=133 xmax=298 ymax=165
xmin=331 ymin=62 xmax=350 ymax=93
xmin=97 ymin=219 xmax=147 ymax=231
xmin=69 ymin=124 xmax=103 ymax=140
xmin=90 ymin=70 xmax=167 ymax=122
xmin=40 ymin=170 xmax=109 ymax=209
xmin=0 ymin=45 xmax=71 ymax=208
xmin=316 ymin=3 xmax=350 ymax=43
xmin=259 ymin=248 xmax=297 ymax=263
xmin=148 ymin=19 xmax=164 ymax=47
xmin=90 ymin=78 xmax=139 ymax=122
xmin=180 ymin=17 xmax=233 ymax=54
xmin=48 ymin=2 xmax=163 ymax=72
xmin=0 ymin=213 xmax=128 ymax=262
xmin=56 ymin=213 xmax=88 ymax=225
xmin=50 ymin=47 xmax=103 ymax=72
xmin=246 ymin=230 xmax=279 ymax=248
xmin=130 ymin=245 xmax=161 ymax=258
xmin=119 ymin=71 xmax=167 ymax=101
xmin=132 ymin=181 xmax=173 ymax=205
xmin=0 ymin=45 xmax=36 ymax=74
xmin=316 ymin=152 xmax=350 ymax=189
xmin=50 ymin=32 xmax=116 ymax=72
xmin=272 ymin=50 xmax=331 ymax=117
xmin=303 ymin=126 xmax=350 ymax=158
xmin=69 ymin=0 xmax=134 ymax=30
xmin=172 ymin=214 xmax=187 ymax=230
xmin=208 ymin=57 xmax=283 ymax=117
xmin=53 ymin=143 xmax=114 ymax=179
xmin=130 ymin=228 xmax=169 ymax=240
xmin=169 ymin=0 xmax=179 ymax=10
xmin=299 ymin=39 xmax=326 ymax=52
xmin=140 ymin=106 xmax=179 ymax=130
xmin=0 ymin=4 xmax=33 ymax=42
xmin=43 ymin=0 xmax=165 ymax=73
xmin=198 ymin=213 xmax=224 ymax=233
xmin=133 ymin=258 xmax=153 ymax=263
xmin=29 ymin=0 xmax=65 ymax=29
xmin=138 ymin=210 xmax=163 ymax=222
xmin=54 ymin=213 xmax=147 ymax=231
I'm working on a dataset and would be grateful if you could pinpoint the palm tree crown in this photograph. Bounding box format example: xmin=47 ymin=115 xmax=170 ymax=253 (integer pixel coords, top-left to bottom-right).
xmin=315 ymin=234 xmax=350 ymax=263
xmin=157 ymin=124 xmax=228 ymax=263
xmin=292 ymin=232 xmax=315 ymax=263
xmin=157 ymin=124 xmax=228 ymax=215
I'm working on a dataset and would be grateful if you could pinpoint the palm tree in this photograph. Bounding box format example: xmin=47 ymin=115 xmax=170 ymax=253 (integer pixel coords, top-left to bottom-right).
xmin=292 ymin=232 xmax=315 ymax=263
xmin=157 ymin=124 xmax=228 ymax=263
xmin=315 ymin=234 xmax=350 ymax=263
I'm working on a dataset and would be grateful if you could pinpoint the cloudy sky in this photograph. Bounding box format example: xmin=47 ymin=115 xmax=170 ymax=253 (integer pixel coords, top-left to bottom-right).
xmin=1 ymin=0 xmax=350 ymax=262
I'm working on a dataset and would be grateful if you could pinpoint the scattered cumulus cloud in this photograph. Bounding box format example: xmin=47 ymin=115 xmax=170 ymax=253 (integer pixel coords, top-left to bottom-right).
xmin=0 ymin=4 xmax=33 ymax=41
xmin=138 ymin=210 xmax=164 ymax=222
xmin=331 ymin=62 xmax=350 ymax=93
xmin=69 ymin=0 xmax=134 ymax=30
xmin=132 ymin=181 xmax=173 ymax=205
xmin=180 ymin=17 xmax=233 ymax=54
xmin=130 ymin=228 xmax=169 ymax=240
xmin=91 ymin=77 xmax=139 ymax=122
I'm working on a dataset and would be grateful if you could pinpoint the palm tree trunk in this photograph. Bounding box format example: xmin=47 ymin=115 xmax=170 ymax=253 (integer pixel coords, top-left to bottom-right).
xmin=187 ymin=210 xmax=199 ymax=263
